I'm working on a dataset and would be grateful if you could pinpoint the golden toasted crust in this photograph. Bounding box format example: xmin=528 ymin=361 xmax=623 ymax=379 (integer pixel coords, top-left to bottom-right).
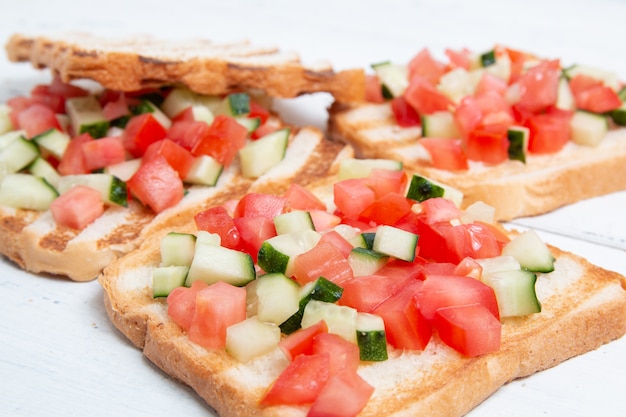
xmin=328 ymin=101 xmax=626 ymax=220
xmin=5 ymin=33 xmax=365 ymax=102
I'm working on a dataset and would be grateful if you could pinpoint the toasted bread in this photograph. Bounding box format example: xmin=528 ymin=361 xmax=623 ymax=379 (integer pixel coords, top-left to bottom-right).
xmin=328 ymin=101 xmax=626 ymax=221
xmin=99 ymin=180 xmax=626 ymax=417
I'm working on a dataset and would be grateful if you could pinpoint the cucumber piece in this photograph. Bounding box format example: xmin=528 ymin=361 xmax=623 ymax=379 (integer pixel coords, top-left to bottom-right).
xmin=502 ymin=230 xmax=555 ymax=273
xmin=555 ymin=77 xmax=576 ymax=111
xmin=301 ymin=300 xmax=358 ymax=343
xmin=246 ymin=272 xmax=300 ymax=325
xmin=183 ymin=155 xmax=223 ymax=186
xmin=225 ymin=316 xmax=281 ymax=363
xmin=361 ymin=232 xmax=376 ymax=250
xmin=65 ymin=96 xmax=110 ymax=138
xmin=421 ymin=111 xmax=460 ymax=138
xmin=563 ymin=64 xmax=621 ymax=91
xmin=152 ymin=266 xmax=189 ymax=297
xmin=481 ymin=269 xmax=541 ymax=317
xmin=160 ymin=87 xmax=219 ymax=120
xmin=160 ymin=232 xmax=196 ymax=267
xmin=333 ymin=224 xmax=367 ymax=248
xmin=0 ymin=129 xmax=24 ymax=150
xmin=356 ymin=313 xmax=388 ymax=361
xmin=609 ymin=102 xmax=626 ymax=126
xmin=570 ymin=111 xmax=608 ymax=147
xmin=371 ymin=61 xmax=409 ymax=98
xmin=195 ymin=230 xmax=222 ymax=247
xmin=221 ymin=93 xmax=250 ymax=116
xmin=507 ymin=126 xmax=529 ymax=163
xmin=0 ymin=173 xmax=58 ymax=210
xmin=372 ymin=225 xmax=418 ymax=262
xmin=406 ymin=174 xmax=463 ymax=206
xmin=274 ymin=210 xmax=315 ymax=235
xmin=0 ymin=104 xmax=13 ymax=134
xmin=104 ymin=158 xmax=141 ymax=182
xmin=0 ymin=136 xmax=40 ymax=179
xmin=28 ymin=157 xmax=61 ymax=188
xmin=338 ymin=158 xmax=403 ymax=180
xmin=185 ymin=244 xmax=256 ymax=287
xmin=57 ymin=173 xmax=128 ymax=207
xmin=479 ymin=49 xmax=497 ymax=67
xmin=32 ymin=128 xmax=70 ymax=160
xmin=257 ymin=229 xmax=321 ymax=276
xmin=239 ymin=128 xmax=289 ymax=179
xmin=477 ymin=255 xmax=522 ymax=277
xmin=280 ymin=276 xmax=344 ymax=334
xmin=135 ymin=100 xmax=172 ymax=129
xmin=235 ymin=116 xmax=261 ymax=133
xmin=348 ymin=247 xmax=389 ymax=277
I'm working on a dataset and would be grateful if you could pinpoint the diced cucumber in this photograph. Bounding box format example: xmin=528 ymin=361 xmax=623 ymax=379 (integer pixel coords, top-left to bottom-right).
xmin=0 ymin=129 xmax=24 ymax=150
xmin=356 ymin=313 xmax=388 ymax=361
xmin=160 ymin=232 xmax=196 ymax=267
xmin=338 ymin=158 xmax=403 ymax=180
xmin=274 ymin=210 xmax=315 ymax=235
xmin=555 ymin=77 xmax=576 ymax=111
xmin=301 ymin=300 xmax=358 ymax=343
xmin=437 ymin=67 xmax=476 ymax=104
xmin=348 ymin=247 xmax=389 ymax=277
xmin=65 ymin=96 xmax=110 ymax=138
xmin=507 ymin=126 xmax=529 ymax=163
xmin=225 ymin=316 xmax=281 ymax=363
xmin=481 ymin=269 xmax=541 ymax=317
xmin=152 ymin=266 xmax=189 ymax=298
xmin=280 ymin=277 xmax=344 ymax=334
xmin=184 ymin=155 xmax=223 ymax=186
xmin=0 ymin=136 xmax=40 ymax=179
xmin=361 ymin=232 xmax=376 ymax=250
xmin=477 ymin=255 xmax=522 ymax=277
xmin=185 ymin=244 xmax=256 ymax=287
xmin=610 ymin=102 xmax=626 ymax=126
xmin=246 ymin=272 xmax=300 ymax=325
xmin=0 ymin=173 xmax=58 ymax=210
xmin=257 ymin=229 xmax=321 ymax=276
xmin=239 ymin=128 xmax=289 ymax=179
xmin=406 ymin=174 xmax=463 ymax=207
xmin=32 ymin=128 xmax=70 ymax=159
xmin=372 ymin=225 xmax=418 ymax=262
xmin=371 ymin=61 xmax=409 ymax=98
xmin=570 ymin=111 xmax=608 ymax=147
xmin=563 ymin=64 xmax=621 ymax=91
xmin=195 ymin=230 xmax=222 ymax=247
xmin=421 ymin=111 xmax=460 ymax=138
xmin=333 ymin=224 xmax=367 ymax=248
xmin=57 ymin=173 xmax=128 ymax=206
xmin=104 ymin=158 xmax=141 ymax=182
xmin=220 ymin=93 xmax=250 ymax=117
xmin=28 ymin=157 xmax=61 ymax=188
xmin=160 ymin=87 xmax=220 ymax=120
xmin=502 ymin=230 xmax=555 ymax=273
xmin=479 ymin=49 xmax=497 ymax=67
xmin=136 ymin=99 xmax=172 ymax=129
xmin=235 ymin=116 xmax=261 ymax=133
xmin=0 ymin=104 xmax=13 ymax=134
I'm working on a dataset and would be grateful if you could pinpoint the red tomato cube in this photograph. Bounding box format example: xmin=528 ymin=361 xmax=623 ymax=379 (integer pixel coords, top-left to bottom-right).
xmin=57 ymin=133 xmax=93 ymax=176
xmin=191 ymin=114 xmax=248 ymax=166
xmin=292 ymin=241 xmax=353 ymax=285
xmin=81 ymin=136 xmax=126 ymax=171
xmin=17 ymin=103 xmax=62 ymax=138
xmin=194 ymin=206 xmax=240 ymax=249
xmin=50 ymin=185 xmax=104 ymax=229
xmin=333 ymin=178 xmax=376 ymax=221
xmin=123 ymin=113 xmax=168 ymax=157
xmin=127 ymin=155 xmax=184 ymax=213
xmin=167 ymin=280 xmax=208 ymax=331
xmin=143 ymin=138 xmax=195 ymax=179
xmin=307 ymin=369 xmax=374 ymax=417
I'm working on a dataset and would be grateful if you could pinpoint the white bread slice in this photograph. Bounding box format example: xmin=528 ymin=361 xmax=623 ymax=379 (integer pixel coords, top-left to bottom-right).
xmin=5 ymin=33 xmax=365 ymax=102
xmin=328 ymin=101 xmax=626 ymax=221
xmin=0 ymin=127 xmax=351 ymax=281
xmin=99 ymin=187 xmax=626 ymax=417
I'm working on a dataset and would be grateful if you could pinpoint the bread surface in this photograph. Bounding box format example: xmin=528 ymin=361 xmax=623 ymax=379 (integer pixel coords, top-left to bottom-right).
xmin=5 ymin=33 xmax=365 ymax=102
xmin=328 ymin=101 xmax=626 ymax=221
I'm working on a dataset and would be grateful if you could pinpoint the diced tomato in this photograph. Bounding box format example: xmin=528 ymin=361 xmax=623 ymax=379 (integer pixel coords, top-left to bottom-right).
xmin=171 ymin=106 xmax=195 ymax=122
xmin=251 ymin=118 xmax=283 ymax=140
xmin=525 ymin=109 xmax=572 ymax=154
xmin=419 ymin=138 xmax=469 ymax=171
xmin=48 ymin=75 xmax=89 ymax=99
xmin=338 ymin=274 xmax=399 ymax=312
xmin=50 ymin=185 xmax=104 ymax=229
xmin=284 ymin=183 xmax=326 ymax=211
xmin=454 ymin=257 xmax=483 ymax=279
xmin=102 ymin=93 xmax=130 ymax=121
xmin=418 ymin=197 xmax=462 ymax=225
xmin=81 ymin=136 xmax=126 ymax=171
xmin=367 ymin=168 xmax=408 ymax=199
xmin=390 ymin=96 xmax=421 ymax=127
xmin=7 ymin=96 xmax=35 ymax=128
xmin=307 ymin=369 xmax=374 ymax=417
xmin=191 ymin=114 xmax=248 ymax=166
xmin=416 ymin=274 xmax=500 ymax=321
xmin=317 ymin=230 xmax=354 ymax=258
xmin=444 ymin=48 xmax=472 ymax=71
xmin=279 ymin=320 xmax=329 ymax=361
xmin=365 ymin=74 xmax=386 ymax=103
xmin=143 ymin=138 xmax=195 ymax=178
xmin=568 ymin=73 xmax=603 ymax=97
xmin=404 ymin=75 xmax=455 ymax=115
xmin=408 ymin=48 xmax=447 ymax=85
xmin=167 ymin=280 xmax=208 ymax=331
xmin=574 ymin=84 xmax=622 ymax=113
xmin=418 ymin=262 xmax=457 ymax=279
xmin=474 ymin=72 xmax=508 ymax=97
xmin=57 ymin=133 xmax=93 ymax=175
xmin=30 ymin=84 xmax=65 ymax=113
xmin=233 ymin=216 xmax=276 ymax=262
xmin=292 ymin=241 xmax=353 ymax=285
xmin=123 ymin=113 xmax=168 ymax=157
xmin=311 ymin=332 xmax=360 ymax=375
xmin=261 ymin=353 xmax=330 ymax=406
xmin=358 ymin=192 xmax=412 ymax=225
xmin=333 ymin=178 xmax=376 ymax=221
xmin=127 ymin=155 xmax=184 ymax=213
xmin=167 ymin=120 xmax=195 ymax=148
xmin=248 ymin=100 xmax=270 ymax=124
xmin=516 ymin=59 xmax=560 ymax=113
xmin=309 ymin=210 xmax=341 ymax=231
xmin=434 ymin=303 xmax=501 ymax=357
xmin=503 ymin=47 xmax=531 ymax=84
xmin=17 ymin=103 xmax=62 ymax=138
xmin=187 ymin=281 xmax=247 ymax=349
xmin=454 ymin=96 xmax=483 ymax=140
xmin=233 ymin=193 xmax=286 ymax=220
xmin=194 ymin=206 xmax=241 ymax=250
xmin=465 ymin=123 xmax=509 ymax=165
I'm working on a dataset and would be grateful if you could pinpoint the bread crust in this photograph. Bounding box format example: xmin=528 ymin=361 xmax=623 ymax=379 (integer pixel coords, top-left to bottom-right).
xmin=328 ymin=101 xmax=626 ymax=220
xmin=5 ymin=33 xmax=365 ymax=102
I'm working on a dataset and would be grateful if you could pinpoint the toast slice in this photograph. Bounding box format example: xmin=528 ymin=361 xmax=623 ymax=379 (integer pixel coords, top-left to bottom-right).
xmin=99 ymin=175 xmax=626 ymax=417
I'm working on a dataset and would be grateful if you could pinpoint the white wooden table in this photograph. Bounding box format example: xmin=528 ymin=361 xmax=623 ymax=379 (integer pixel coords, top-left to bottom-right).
xmin=1 ymin=1 xmax=625 ymax=416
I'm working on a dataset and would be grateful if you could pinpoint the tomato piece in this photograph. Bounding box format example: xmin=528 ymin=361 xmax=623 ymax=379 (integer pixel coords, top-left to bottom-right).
xmin=307 ymin=369 xmax=374 ymax=417
xmin=419 ymin=138 xmax=469 ymax=171
xmin=474 ymin=72 xmax=508 ymax=97
xmin=261 ymin=353 xmax=330 ymax=406
xmin=333 ymin=178 xmax=376 ymax=221
xmin=309 ymin=210 xmax=341 ymax=231
xmin=465 ymin=123 xmax=509 ymax=165
xmin=292 ymin=241 xmax=353 ymax=285
xmin=454 ymin=96 xmax=483 ymax=140
xmin=358 ymin=192 xmax=412 ymax=226
xmin=48 ymin=76 xmax=89 ymax=99
xmin=17 ymin=103 xmax=62 ymax=138
xmin=404 ymin=75 xmax=455 ymax=115
xmin=526 ymin=109 xmax=572 ymax=154
xmin=317 ymin=230 xmax=354 ymax=258
xmin=81 ymin=136 xmax=126 ymax=171
xmin=279 ymin=320 xmax=329 ymax=361
xmin=123 ymin=113 xmax=168 ymax=157
xmin=444 ymin=48 xmax=471 ymax=71
xmin=7 ymin=96 xmax=35 ymax=128
xmin=127 ymin=155 xmax=184 ymax=213
xmin=167 ymin=120 xmax=195 ymax=148
xmin=454 ymin=257 xmax=483 ymax=279
xmin=167 ymin=280 xmax=208 ymax=331
xmin=30 ymin=85 xmax=65 ymax=113
xmin=251 ymin=118 xmax=283 ymax=140
xmin=338 ymin=274 xmax=399 ymax=312
xmin=248 ymin=100 xmax=270 ymax=124
xmin=390 ymin=96 xmax=421 ymax=127
xmin=143 ymin=138 xmax=195 ymax=178
xmin=187 ymin=281 xmax=247 ymax=349
xmin=50 ymin=185 xmax=104 ymax=229
xmin=434 ymin=303 xmax=501 ymax=357
xmin=311 ymin=332 xmax=360 ymax=375
xmin=418 ymin=197 xmax=462 ymax=225
xmin=57 ymin=133 xmax=93 ymax=175
xmin=233 ymin=216 xmax=276 ymax=262
xmin=233 ymin=193 xmax=286 ymax=220
xmin=194 ymin=206 xmax=241 ymax=250
xmin=367 ymin=168 xmax=408 ymax=199
xmin=408 ymin=48 xmax=447 ymax=85
xmin=102 ymin=93 xmax=130 ymax=121
xmin=574 ymin=85 xmax=622 ymax=113
xmin=284 ymin=183 xmax=326 ymax=211
xmin=365 ymin=74 xmax=385 ymax=103
xmin=568 ymin=73 xmax=603 ymax=97
xmin=191 ymin=114 xmax=248 ymax=166
xmin=503 ymin=47 xmax=531 ymax=84
xmin=516 ymin=59 xmax=560 ymax=113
